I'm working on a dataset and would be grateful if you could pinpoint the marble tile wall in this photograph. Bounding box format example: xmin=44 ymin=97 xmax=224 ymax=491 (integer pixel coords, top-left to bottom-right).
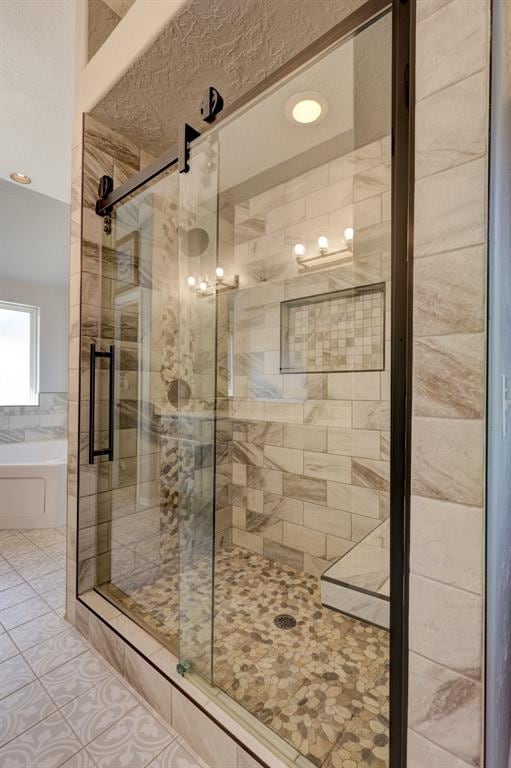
xmin=221 ymin=136 xmax=392 ymax=577
xmin=0 ymin=393 xmax=67 ymax=444
xmin=408 ymin=1 xmax=489 ymax=766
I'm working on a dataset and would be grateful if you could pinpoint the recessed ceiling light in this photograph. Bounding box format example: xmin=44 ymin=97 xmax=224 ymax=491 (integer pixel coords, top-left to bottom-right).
xmin=10 ymin=172 xmax=31 ymax=185
xmin=286 ymin=92 xmax=328 ymax=126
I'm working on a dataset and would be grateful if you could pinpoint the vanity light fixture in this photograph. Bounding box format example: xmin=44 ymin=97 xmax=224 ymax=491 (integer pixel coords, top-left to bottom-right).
xmin=294 ymin=230 xmax=355 ymax=272
xmin=10 ymin=172 xmax=31 ymax=185
xmin=188 ymin=267 xmax=239 ymax=296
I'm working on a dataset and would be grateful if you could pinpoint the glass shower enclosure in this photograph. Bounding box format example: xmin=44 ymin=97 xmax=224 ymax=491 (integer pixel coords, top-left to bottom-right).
xmin=80 ymin=10 xmax=392 ymax=766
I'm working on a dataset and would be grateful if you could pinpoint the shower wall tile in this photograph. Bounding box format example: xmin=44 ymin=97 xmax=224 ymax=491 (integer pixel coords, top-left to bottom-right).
xmin=415 ymin=0 xmax=488 ymax=101
xmin=414 ymin=334 xmax=485 ymax=419
xmin=414 ymin=158 xmax=487 ymax=258
xmin=410 ymin=496 xmax=483 ymax=595
xmin=415 ymin=71 xmax=488 ymax=179
xmin=409 ymin=574 xmax=482 ymax=679
xmin=408 ymin=652 xmax=481 ymax=766
xmin=411 ymin=417 xmax=484 ymax=507
xmin=410 ymin=1 xmax=489 ymax=764
xmin=414 ymin=246 xmax=486 ymax=337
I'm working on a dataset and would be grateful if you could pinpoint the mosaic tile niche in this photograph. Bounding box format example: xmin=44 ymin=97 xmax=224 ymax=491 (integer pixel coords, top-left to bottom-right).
xmin=281 ymin=283 xmax=385 ymax=374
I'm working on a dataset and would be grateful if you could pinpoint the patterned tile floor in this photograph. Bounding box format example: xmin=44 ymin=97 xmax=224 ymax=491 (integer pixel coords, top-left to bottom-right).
xmin=0 ymin=528 xmax=208 ymax=768
xmin=112 ymin=546 xmax=390 ymax=768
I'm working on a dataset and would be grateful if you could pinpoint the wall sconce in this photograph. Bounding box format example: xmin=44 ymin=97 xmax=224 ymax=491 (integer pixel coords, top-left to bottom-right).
xmin=186 ymin=266 xmax=239 ymax=295
xmin=293 ymin=230 xmax=354 ymax=271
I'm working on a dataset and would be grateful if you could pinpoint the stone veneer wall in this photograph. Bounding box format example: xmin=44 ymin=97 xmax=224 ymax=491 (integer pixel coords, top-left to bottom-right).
xmin=220 ymin=135 xmax=391 ymax=576
xmin=0 ymin=393 xmax=67 ymax=443
xmin=407 ymin=1 xmax=489 ymax=766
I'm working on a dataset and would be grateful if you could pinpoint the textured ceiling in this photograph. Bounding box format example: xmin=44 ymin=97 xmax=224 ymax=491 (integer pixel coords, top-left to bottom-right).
xmin=0 ymin=0 xmax=75 ymax=202
xmin=91 ymin=0 xmax=368 ymax=157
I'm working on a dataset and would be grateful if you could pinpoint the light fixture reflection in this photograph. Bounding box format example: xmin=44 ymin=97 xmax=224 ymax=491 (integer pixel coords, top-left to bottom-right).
xmin=187 ymin=275 xmax=196 ymax=287
xmin=215 ymin=266 xmax=225 ymax=279
xmin=10 ymin=172 xmax=31 ymax=185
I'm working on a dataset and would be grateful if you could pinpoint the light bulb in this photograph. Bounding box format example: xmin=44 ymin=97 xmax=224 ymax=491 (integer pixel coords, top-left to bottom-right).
xmin=293 ymin=243 xmax=306 ymax=257
xmin=344 ymin=227 xmax=354 ymax=243
xmin=199 ymin=280 xmax=208 ymax=292
xmin=187 ymin=275 xmax=196 ymax=287
xmin=215 ymin=266 xmax=224 ymax=279
xmin=317 ymin=235 xmax=329 ymax=253
xmin=291 ymin=99 xmax=322 ymax=124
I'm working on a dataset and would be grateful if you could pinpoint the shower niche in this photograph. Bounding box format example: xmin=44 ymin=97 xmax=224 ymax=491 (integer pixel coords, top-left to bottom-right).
xmin=280 ymin=283 xmax=385 ymax=374
xmin=78 ymin=9 xmax=393 ymax=768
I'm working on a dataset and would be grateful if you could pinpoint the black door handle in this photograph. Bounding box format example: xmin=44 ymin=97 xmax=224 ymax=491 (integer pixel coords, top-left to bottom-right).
xmin=88 ymin=342 xmax=115 ymax=464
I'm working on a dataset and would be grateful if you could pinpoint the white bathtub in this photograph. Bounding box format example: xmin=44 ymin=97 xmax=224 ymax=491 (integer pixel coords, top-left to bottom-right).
xmin=0 ymin=440 xmax=67 ymax=529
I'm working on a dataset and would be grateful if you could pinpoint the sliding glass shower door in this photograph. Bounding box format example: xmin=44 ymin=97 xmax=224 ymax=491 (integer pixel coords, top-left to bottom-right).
xmin=93 ymin=145 xmax=218 ymax=681
xmin=86 ymin=8 xmax=393 ymax=766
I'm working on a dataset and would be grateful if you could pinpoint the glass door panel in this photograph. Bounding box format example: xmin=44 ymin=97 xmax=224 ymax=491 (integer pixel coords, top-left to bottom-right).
xmin=177 ymin=136 xmax=219 ymax=681
xmin=95 ymin=169 xmax=185 ymax=655
xmin=211 ymin=11 xmax=392 ymax=767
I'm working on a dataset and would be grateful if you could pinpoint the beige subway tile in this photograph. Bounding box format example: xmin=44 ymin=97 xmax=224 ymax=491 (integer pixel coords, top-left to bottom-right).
xmin=416 ymin=71 xmax=488 ymax=179
xmin=328 ymin=427 xmax=380 ymax=460
xmin=410 ymin=496 xmax=483 ymax=595
xmin=304 ymin=400 xmax=351 ymax=427
xmin=285 ymin=164 xmax=329 ymax=202
xmin=327 ymin=482 xmax=380 ymax=519
xmin=282 ymin=522 xmax=326 ymax=557
xmin=303 ymin=554 xmax=330 ymax=578
xmin=264 ymin=445 xmax=303 ymax=474
xmin=416 ymin=0 xmax=488 ymax=101
xmin=351 ymin=514 xmax=381 ymax=542
xmin=414 ymin=246 xmax=486 ymax=336
xmin=327 ymin=372 xmax=380 ymax=401
xmin=414 ymin=158 xmax=487 ymax=258
xmin=352 ymin=457 xmax=390 ymax=492
xmin=352 ymin=401 xmax=390 ymax=430
xmin=306 ymin=177 xmax=353 ymax=219
xmin=409 ymin=574 xmax=482 ymax=678
xmin=263 ymin=492 xmax=303 ymax=524
xmin=303 ymin=502 xmax=351 ymax=539
xmin=283 ymin=424 xmax=327 ymax=452
xmin=266 ymin=197 xmax=306 ymax=233
xmin=412 ymin=416 xmax=484 ymax=506
xmin=408 ymin=652 xmax=481 ymax=765
xmin=353 ymin=164 xmax=390 ymax=202
xmin=414 ymin=334 xmax=485 ymax=419
xmin=232 ymin=528 xmax=263 ymax=555
xmin=326 ymin=535 xmax=354 ymax=562
xmin=303 ymin=451 xmax=351 ymax=483
xmin=407 ymin=730 xmax=474 ymax=768
xmin=282 ymin=473 xmax=327 ymax=505
xmin=263 ymin=400 xmax=303 ymax=424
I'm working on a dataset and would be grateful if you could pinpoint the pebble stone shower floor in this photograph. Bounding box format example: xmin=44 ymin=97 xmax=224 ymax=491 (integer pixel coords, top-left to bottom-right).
xmin=113 ymin=545 xmax=390 ymax=768
xmin=0 ymin=527 xmax=208 ymax=768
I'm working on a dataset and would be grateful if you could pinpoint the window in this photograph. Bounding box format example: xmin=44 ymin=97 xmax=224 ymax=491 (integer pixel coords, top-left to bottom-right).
xmin=0 ymin=301 xmax=40 ymax=406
